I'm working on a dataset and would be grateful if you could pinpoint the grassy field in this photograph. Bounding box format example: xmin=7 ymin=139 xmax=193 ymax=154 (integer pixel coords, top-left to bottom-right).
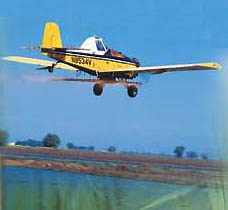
xmin=2 ymin=166 xmax=220 ymax=210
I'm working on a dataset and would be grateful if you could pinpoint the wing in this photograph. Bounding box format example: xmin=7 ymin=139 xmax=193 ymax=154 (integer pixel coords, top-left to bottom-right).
xmin=2 ymin=56 xmax=76 ymax=71
xmin=98 ymin=62 xmax=222 ymax=74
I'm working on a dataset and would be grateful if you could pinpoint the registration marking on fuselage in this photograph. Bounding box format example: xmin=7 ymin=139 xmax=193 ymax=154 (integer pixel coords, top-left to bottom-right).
xmin=71 ymin=56 xmax=92 ymax=65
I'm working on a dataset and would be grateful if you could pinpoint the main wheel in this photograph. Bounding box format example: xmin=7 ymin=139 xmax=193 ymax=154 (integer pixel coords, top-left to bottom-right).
xmin=93 ymin=84 xmax=103 ymax=96
xmin=127 ymin=85 xmax=138 ymax=98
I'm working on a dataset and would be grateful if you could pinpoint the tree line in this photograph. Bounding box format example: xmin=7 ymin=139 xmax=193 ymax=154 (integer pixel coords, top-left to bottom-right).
xmin=15 ymin=133 xmax=60 ymax=148
xmin=0 ymin=129 xmax=208 ymax=159
xmin=174 ymin=146 xmax=208 ymax=160
xmin=0 ymin=129 xmax=60 ymax=148
xmin=0 ymin=129 xmax=117 ymax=152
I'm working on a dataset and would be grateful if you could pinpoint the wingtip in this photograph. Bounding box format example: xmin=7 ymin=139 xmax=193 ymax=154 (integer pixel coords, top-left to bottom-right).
xmin=213 ymin=62 xmax=222 ymax=70
xmin=1 ymin=56 xmax=16 ymax=61
xmin=202 ymin=62 xmax=223 ymax=70
xmin=218 ymin=63 xmax=223 ymax=70
xmin=1 ymin=56 xmax=9 ymax=61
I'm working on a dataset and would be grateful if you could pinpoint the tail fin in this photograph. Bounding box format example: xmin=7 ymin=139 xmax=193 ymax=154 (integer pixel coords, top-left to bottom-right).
xmin=41 ymin=22 xmax=62 ymax=48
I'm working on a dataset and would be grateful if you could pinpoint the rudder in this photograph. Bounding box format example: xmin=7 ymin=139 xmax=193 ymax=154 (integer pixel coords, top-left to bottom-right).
xmin=41 ymin=22 xmax=62 ymax=48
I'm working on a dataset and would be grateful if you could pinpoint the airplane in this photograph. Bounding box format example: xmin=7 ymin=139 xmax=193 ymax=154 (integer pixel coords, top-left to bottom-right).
xmin=2 ymin=22 xmax=222 ymax=97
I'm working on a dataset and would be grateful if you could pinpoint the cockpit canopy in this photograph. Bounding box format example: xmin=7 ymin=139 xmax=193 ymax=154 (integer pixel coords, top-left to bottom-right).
xmin=80 ymin=36 xmax=108 ymax=54
xmin=75 ymin=36 xmax=140 ymax=66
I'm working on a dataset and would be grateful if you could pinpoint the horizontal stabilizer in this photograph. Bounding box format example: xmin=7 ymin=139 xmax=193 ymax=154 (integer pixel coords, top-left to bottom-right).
xmin=21 ymin=46 xmax=41 ymax=50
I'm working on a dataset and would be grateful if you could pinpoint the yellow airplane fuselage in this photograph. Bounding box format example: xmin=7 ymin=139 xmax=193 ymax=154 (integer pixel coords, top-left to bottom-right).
xmin=42 ymin=49 xmax=138 ymax=79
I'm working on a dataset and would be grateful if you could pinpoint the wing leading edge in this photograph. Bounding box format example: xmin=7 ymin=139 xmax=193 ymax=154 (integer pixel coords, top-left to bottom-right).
xmin=98 ymin=62 xmax=222 ymax=74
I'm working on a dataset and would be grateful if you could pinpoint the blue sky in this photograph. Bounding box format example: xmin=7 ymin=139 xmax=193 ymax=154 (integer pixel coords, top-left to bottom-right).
xmin=0 ymin=0 xmax=227 ymax=156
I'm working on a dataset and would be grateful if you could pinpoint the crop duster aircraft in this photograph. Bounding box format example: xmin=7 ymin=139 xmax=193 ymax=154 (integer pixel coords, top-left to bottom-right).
xmin=3 ymin=22 xmax=222 ymax=97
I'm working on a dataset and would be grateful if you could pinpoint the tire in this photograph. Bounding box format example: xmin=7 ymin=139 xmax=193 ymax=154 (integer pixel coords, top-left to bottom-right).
xmin=93 ymin=84 xmax=103 ymax=96
xmin=48 ymin=67 xmax=54 ymax=73
xmin=127 ymin=85 xmax=138 ymax=98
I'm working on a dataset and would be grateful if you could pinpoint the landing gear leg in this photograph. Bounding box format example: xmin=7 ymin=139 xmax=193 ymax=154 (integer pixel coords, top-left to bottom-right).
xmin=48 ymin=61 xmax=60 ymax=73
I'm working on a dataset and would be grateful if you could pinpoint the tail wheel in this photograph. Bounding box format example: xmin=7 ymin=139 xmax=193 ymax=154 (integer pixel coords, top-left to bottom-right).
xmin=48 ymin=67 xmax=54 ymax=73
xmin=93 ymin=84 xmax=103 ymax=96
xmin=127 ymin=85 xmax=138 ymax=98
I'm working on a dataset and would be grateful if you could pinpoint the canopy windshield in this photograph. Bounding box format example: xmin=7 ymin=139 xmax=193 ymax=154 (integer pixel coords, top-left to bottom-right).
xmin=95 ymin=38 xmax=108 ymax=51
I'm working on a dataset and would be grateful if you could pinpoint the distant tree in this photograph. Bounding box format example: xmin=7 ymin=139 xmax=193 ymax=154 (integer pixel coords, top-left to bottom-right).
xmin=43 ymin=133 xmax=60 ymax=148
xmin=67 ymin=142 xmax=75 ymax=149
xmin=108 ymin=146 xmax=116 ymax=152
xmin=78 ymin=146 xmax=87 ymax=150
xmin=88 ymin=146 xmax=95 ymax=151
xmin=15 ymin=141 xmax=23 ymax=146
xmin=15 ymin=139 xmax=43 ymax=147
xmin=0 ymin=129 xmax=9 ymax=146
xmin=66 ymin=143 xmax=95 ymax=151
xmin=201 ymin=153 xmax=208 ymax=160
xmin=186 ymin=151 xmax=198 ymax=159
xmin=174 ymin=146 xmax=185 ymax=158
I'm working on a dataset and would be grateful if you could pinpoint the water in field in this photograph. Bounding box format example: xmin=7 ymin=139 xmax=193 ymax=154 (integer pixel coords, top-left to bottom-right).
xmin=1 ymin=166 xmax=225 ymax=210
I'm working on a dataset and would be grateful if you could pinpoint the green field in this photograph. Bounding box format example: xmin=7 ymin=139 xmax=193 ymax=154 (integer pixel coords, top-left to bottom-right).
xmin=2 ymin=166 xmax=226 ymax=210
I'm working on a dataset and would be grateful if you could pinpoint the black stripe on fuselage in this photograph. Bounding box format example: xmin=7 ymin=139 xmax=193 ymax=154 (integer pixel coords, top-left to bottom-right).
xmin=53 ymin=58 xmax=135 ymax=79
xmin=54 ymin=58 xmax=98 ymax=76
xmin=41 ymin=48 xmax=137 ymax=65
